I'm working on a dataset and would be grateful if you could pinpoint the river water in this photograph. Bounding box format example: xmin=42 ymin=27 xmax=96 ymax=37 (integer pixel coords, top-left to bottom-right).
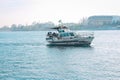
xmin=0 ymin=30 xmax=120 ymax=80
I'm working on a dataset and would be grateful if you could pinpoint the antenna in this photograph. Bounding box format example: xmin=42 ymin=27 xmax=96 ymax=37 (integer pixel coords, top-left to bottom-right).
xmin=58 ymin=20 xmax=63 ymax=26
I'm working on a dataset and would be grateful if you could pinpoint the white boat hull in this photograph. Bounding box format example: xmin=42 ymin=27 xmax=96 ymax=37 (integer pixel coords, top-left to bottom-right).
xmin=46 ymin=36 xmax=94 ymax=46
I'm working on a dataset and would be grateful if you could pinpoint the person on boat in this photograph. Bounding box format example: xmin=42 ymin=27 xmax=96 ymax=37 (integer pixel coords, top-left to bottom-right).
xmin=52 ymin=32 xmax=58 ymax=37
xmin=47 ymin=32 xmax=53 ymax=38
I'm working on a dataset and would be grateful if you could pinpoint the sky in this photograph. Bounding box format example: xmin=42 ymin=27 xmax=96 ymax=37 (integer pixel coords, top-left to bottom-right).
xmin=0 ymin=0 xmax=120 ymax=27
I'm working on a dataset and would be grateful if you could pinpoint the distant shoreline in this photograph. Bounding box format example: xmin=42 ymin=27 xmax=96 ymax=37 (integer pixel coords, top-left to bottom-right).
xmin=0 ymin=21 xmax=120 ymax=31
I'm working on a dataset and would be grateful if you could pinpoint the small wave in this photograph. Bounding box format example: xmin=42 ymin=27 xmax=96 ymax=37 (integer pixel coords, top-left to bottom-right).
xmin=0 ymin=43 xmax=45 ymax=46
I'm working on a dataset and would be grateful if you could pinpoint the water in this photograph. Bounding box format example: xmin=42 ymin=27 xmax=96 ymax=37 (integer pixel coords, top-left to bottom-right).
xmin=0 ymin=31 xmax=120 ymax=80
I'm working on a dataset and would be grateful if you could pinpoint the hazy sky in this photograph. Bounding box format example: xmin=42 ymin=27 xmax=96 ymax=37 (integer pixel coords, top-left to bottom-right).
xmin=0 ymin=0 xmax=120 ymax=27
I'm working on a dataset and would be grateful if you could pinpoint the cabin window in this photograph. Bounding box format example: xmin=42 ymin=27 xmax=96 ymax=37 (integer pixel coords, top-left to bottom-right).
xmin=65 ymin=33 xmax=69 ymax=36
xmin=60 ymin=33 xmax=69 ymax=37
xmin=58 ymin=29 xmax=65 ymax=32
xmin=60 ymin=32 xmax=75 ymax=37
xmin=70 ymin=33 xmax=74 ymax=36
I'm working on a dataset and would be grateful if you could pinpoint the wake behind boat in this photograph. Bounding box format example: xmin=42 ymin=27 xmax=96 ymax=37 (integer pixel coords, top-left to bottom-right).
xmin=46 ymin=21 xmax=94 ymax=46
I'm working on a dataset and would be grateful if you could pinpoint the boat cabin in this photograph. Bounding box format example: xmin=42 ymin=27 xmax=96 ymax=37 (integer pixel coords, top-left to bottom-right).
xmin=47 ymin=31 xmax=76 ymax=40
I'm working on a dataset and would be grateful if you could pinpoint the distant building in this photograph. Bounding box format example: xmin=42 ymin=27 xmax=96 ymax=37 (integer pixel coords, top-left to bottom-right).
xmin=87 ymin=15 xmax=120 ymax=26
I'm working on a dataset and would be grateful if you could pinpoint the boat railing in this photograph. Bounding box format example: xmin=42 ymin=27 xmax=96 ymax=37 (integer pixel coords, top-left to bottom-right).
xmin=76 ymin=32 xmax=94 ymax=37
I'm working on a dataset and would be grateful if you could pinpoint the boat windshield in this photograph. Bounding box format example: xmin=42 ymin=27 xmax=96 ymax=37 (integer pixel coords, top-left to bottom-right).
xmin=58 ymin=29 xmax=65 ymax=33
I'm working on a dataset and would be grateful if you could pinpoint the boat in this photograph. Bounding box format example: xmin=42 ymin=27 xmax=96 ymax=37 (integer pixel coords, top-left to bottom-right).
xmin=46 ymin=21 xmax=94 ymax=46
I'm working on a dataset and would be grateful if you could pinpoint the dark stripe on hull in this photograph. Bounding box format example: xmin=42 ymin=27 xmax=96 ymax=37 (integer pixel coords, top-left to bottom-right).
xmin=47 ymin=41 xmax=91 ymax=46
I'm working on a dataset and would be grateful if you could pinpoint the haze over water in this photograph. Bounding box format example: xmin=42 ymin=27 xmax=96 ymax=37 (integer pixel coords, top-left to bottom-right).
xmin=0 ymin=30 xmax=120 ymax=80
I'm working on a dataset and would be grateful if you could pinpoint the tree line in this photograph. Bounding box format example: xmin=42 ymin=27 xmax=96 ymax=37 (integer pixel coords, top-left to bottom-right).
xmin=0 ymin=21 xmax=82 ymax=31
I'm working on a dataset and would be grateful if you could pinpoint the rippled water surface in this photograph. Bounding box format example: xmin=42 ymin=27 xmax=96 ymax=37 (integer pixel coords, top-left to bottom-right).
xmin=0 ymin=31 xmax=120 ymax=80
